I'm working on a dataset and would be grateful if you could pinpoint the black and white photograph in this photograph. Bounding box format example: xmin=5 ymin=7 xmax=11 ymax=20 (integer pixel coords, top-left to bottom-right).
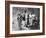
xmin=10 ymin=4 xmax=43 ymax=34
xmin=12 ymin=7 xmax=40 ymax=31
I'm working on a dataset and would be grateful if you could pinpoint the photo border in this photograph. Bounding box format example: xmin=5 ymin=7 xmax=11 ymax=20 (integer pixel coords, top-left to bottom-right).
xmin=10 ymin=4 xmax=42 ymax=34
xmin=5 ymin=1 xmax=45 ymax=37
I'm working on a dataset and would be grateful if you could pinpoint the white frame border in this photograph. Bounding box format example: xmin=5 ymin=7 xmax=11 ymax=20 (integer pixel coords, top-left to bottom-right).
xmin=10 ymin=4 xmax=43 ymax=34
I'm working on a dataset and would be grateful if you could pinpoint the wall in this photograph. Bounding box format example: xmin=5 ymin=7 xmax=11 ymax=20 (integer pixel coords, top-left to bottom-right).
xmin=0 ymin=0 xmax=46 ymax=38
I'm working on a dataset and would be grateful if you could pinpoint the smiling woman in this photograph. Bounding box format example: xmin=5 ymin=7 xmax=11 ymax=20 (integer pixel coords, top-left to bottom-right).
xmin=5 ymin=1 xmax=45 ymax=37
